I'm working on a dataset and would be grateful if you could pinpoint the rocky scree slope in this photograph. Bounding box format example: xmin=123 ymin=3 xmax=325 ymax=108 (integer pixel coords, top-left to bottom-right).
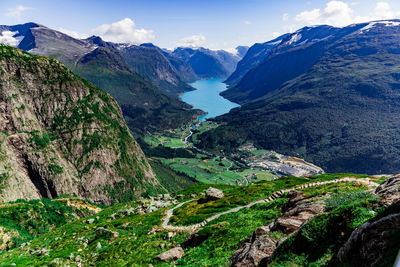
xmin=0 ymin=45 xmax=160 ymax=204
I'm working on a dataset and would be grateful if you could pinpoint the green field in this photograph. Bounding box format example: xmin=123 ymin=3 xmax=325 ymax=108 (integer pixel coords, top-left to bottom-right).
xmin=143 ymin=126 xmax=191 ymax=148
xmin=158 ymin=155 xmax=276 ymax=185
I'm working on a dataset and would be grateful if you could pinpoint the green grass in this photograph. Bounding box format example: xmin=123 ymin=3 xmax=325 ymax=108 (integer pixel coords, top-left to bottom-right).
xmin=158 ymin=156 xmax=277 ymax=185
xmin=271 ymin=194 xmax=380 ymax=266
xmin=177 ymin=199 xmax=287 ymax=266
xmin=0 ymin=198 xmax=95 ymax=251
xmin=149 ymin=158 xmax=196 ymax=193
xmin=143 ymin=125 xmax=191 ymax=149
xmin=0 ymin=173 xmax=387 ymax=266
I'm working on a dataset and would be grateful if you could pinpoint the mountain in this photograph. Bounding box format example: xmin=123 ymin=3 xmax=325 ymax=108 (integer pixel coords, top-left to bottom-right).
xmin=224 ymin=34 xmax=289 ymax=86
xmin=71 ymin=44 xmax=201 ymax=135
xmin=198 ymin=20 xmax=400 ymax=174
xmin=115 ymin=42 xmax=193 ymax=96
xmin=235 ymin=45 xmax=249 ymax=58
xmin=141 ymin=43 xmax=198 ymax=83
xmin=0 ymin=44 xmax=162 ymax=204
xmin=172 ymin=47 xmax=241 ymax=79
xmin=0 ymin=23 xmax=201 ymax=134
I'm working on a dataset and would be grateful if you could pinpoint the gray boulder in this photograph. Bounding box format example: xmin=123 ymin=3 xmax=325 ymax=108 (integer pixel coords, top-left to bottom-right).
xmin=338 ymin=210 xmax=400 ymax=266
xmin=230 ymin=226 xmax=276 ymax=267
xmin=205 ymin=187 xmax=224 ymax=201
xmin=155 ymin=246 xmax=184 ymax=262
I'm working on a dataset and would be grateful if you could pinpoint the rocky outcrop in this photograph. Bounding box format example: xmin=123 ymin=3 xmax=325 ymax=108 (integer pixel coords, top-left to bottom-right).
xmin=230 ymin=226 xmax=276 ymax=267
xmin=337 ymin=206 xmax=400 ymax=266
xmin=155 ymin=246 xmax=184 ymax=262
xmin=205 ymin=187 xmax=224 ymax=201
xmin=230 ymin=191 xmax=325 ymax=266
xmin=0 ymin=45 xmax=159 ymax=204
xmin=375 ymin=174 xmax=400 ymax=205
xmin=270 ymin=192 xmax=325 ymax=234
xmin=336 ymin=175 xmax=400 ymax=266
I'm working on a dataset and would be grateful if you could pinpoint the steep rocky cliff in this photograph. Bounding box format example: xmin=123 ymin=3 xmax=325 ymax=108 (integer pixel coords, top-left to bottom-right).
xmin=0 ymin=44 xmax=161 ymax=204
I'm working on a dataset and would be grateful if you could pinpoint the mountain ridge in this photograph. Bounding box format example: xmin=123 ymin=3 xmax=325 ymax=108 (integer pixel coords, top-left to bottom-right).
xmin=198 ymin=20 xmax=400 ymax=174
xmin=0 ymin=44 xmax=161 ymax=204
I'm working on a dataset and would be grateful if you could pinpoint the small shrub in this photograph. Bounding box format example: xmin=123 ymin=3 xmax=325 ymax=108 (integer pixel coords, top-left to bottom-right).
xmin=30 ymin=132 xmax=51 ymax=149
xmin=49 ymin=163 xmax=63 ymax=175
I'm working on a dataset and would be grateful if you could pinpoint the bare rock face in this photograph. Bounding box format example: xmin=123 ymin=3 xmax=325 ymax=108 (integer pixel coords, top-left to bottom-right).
xmin=205 ymin=187 xmax=224 ymax=201
xmin=230 ymin=226 xmax=276 ymax=267
xmin=375 ymin=174 xmax=400 ymax=205
xmin=155 ymin=246 xmax=184 ymax=262
xmin=271 ymin=197 xmax=325 ymax=234
xmin=337 ymin=208 xmax=400 ymax=267
xmin=0 ymin=45 xmax=159 ymax=204
xmin=230 ymin=191 xmax=325 ymax=267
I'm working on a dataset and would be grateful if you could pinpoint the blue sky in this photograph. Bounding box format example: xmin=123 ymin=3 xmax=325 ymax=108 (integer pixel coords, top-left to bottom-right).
xmin=1 ymin=0 xmax=400 ymax=50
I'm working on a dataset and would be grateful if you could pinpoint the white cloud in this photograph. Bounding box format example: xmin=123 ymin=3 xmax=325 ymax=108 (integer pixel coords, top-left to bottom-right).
xmin=282 ymin=13 xmax=289 ymax=22
xmin=374 ymin=2 xmax=400 ymax=19
xmin=272 ymin=32 xmax=282 ymax=38
xmin=244 ymin=20 xmax=252 ymax=25
xmin=296 ymin=8 xmax=322 ymax=25
xmin=0 ymin=31 xmax=20 ymax=47
xmin=6 ymin=5 xmax=32 ymax=20
xmin=295 ymin=1 xmax=400 ymax=27
xmin=91 ymin=18 xmax=155 ymax=44
xmin=58 ymin=28 xmax=89 ymax=39
xmin=177 ymin=34 xmax=206 ymax=48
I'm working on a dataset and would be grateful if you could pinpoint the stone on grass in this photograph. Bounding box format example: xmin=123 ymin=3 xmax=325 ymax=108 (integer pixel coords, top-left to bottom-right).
xmin=155 ymin=246 xmax=184 ymax=262
xmin=205 ymin=187 xmax=224 ymax=201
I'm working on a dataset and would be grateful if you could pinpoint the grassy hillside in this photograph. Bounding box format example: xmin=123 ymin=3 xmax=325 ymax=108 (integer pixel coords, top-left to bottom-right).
xmin=0 ymin=198 xmax=99 ymax=251
xmin=0 ymin=174 xmax=393 ymax=266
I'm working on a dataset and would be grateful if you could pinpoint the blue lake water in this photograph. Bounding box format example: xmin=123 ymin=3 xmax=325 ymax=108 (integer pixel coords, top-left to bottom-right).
xmin=181 ymin=79 xmax=240 ymax=121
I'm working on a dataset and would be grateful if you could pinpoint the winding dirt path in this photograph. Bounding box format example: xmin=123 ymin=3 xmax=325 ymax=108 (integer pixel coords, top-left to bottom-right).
xmin=160 ymin=177 xmax=379 ymax=233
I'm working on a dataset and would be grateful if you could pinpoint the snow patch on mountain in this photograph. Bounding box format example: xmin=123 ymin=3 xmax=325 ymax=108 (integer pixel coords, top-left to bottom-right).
xmin=285 ymin=33 xmax=302 ymax=46
xmin=359 ymin=21 xmax=400 ymax=33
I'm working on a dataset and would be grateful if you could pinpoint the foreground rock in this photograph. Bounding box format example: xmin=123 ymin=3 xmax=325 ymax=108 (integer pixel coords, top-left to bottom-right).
xmin=155 ymin=246 xmax=184 ymax=262
xmin=230 ymin=226 xmax=276 ymax=267
xmin=205 ymin=187 xmax=224 ymax=201
xmin=230 ymin=191 xmax=324 ymax=266
xmin=270 ymin=192 xmax=324 ymax=234
xmin=375 ymin=174 xmax=400 ymax=205
xmin=338 ymin=203 xmax=400 ymax=266
xmin=337 ymin=175 xmax=400 ymax=266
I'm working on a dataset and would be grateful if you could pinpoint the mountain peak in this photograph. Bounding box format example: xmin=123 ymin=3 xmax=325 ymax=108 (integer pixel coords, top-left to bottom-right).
xmin=86 ymin=35 xmax=106 ymax=46
xmin=140 ymin=43 xmax=157 ymax=48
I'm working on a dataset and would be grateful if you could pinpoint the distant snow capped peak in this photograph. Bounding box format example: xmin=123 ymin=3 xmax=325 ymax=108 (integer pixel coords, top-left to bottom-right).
xmin=358 ymin=20 xmax=400 ymax=33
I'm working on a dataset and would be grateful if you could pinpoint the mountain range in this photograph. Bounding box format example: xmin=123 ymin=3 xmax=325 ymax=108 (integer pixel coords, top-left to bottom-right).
xmin=0 ymin=22 xmax=241 ymax=135
xmin=199 ymin=20 xmax=400 ymax=174
xmin=0 ymin=17 xmax=399 ymax=267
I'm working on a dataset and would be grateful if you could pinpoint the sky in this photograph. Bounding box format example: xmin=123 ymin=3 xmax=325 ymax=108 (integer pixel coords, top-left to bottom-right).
xmin=1 ymin=0 xmax=400 ymax=51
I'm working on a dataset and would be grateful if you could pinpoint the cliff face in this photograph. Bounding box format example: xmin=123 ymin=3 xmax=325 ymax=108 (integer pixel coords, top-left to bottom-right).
xmin=0 ymin=45 xmax=160 ymax=204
